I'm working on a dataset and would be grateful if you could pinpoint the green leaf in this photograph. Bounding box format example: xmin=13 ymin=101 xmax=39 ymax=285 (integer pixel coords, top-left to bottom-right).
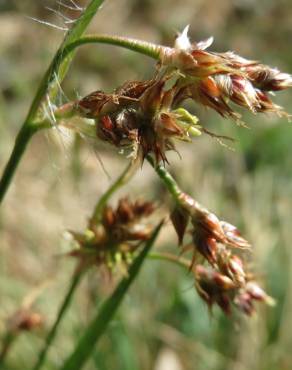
xmin=60 ymin=222 xmax=163 ymax=370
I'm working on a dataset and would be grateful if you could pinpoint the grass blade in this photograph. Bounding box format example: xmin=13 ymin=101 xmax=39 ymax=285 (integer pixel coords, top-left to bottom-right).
xmin=60 ymin=222 xmax=163 ymax=370
xmin=28 ymin=0 xmax=106 ymax=120
xmin=32 ymin=272 xmax=83 ymax=370
xmin=0 ymin=0 xmax=105 ymax=204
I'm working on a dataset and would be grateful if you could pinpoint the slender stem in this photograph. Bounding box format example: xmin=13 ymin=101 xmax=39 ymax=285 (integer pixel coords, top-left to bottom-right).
xmin=146 ymin=155 xmax=182 ymax=201
xmin=33 ymin=156 xmax=140 ymax=369
xmin=0 ymin=0 xmax=106 ymax=204
xmin=62 ymin=34 xmax=161 ymax=61
xmin=60 ymin=223 xmax=163 ymax=370
xmin=92 ymin=158 xmax=140 ymax=223
xmin=26 ymin=0 xmax=106 ymax=120
xmin=148 ymin=252 xmax=191 ymax=269
xmin=0 ymin=332 xmax=16 ymax=366
xmin=32 ymin=272 xmax=83 ymax=370
xmin=0 ymin=123 xmax=40 ymax=203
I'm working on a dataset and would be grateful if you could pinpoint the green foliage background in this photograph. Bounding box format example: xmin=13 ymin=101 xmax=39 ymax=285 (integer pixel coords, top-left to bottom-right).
xmin=0 ymin=0 xmax=292 ymax=369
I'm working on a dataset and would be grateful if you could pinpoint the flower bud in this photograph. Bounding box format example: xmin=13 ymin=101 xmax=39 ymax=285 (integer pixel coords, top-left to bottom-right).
xmin=8 ymin=309 xmax=43 ymax=333
xmin=220 ymin=221 xmax=250 ymax=249
xmin=194 ymin=265 xmax=235 ymax=314
xmin=247 ymin=66 xmax=292 ymax=91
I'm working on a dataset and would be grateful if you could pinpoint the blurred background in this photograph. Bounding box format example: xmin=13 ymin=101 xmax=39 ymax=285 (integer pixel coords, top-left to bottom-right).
xmin=0 ymin=0 xmax=292 ymax=369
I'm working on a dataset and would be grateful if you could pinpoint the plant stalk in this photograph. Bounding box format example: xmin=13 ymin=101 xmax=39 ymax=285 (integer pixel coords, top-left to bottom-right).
xmin=0 ymin=332 xmax=16 ymax=367
xmin=0 ymin=0 xmax=106 ymax=204
xmin=148 ymin=252 xmax=191 ymax=269
xmin=32 ymin=272 xmax=83 ymax=370
xmin=146 ymin=155 xmax=182 ymax=201
xmin=60 ymin=222 xmax=163 ymax=370
xmin=62 ymin=34 xmax=161 ymax=61
xmin=0 ymin=123 xmax=40 ymax=203
xmin=92 ymin=157 xmax=141 ymax=223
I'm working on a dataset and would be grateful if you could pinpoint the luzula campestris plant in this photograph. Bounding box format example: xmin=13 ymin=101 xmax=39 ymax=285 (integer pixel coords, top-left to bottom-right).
xmin=1 ymin=12 xmax=292 ymax=368
xmin=36 ymin=26 xmax=291 ymax=316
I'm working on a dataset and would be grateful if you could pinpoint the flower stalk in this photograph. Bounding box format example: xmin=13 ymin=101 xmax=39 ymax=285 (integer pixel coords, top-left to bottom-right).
xmin=0 ymin=123 xmax=40 ymax=203
xmin=32 ymin=272 xmax=83 ymax=370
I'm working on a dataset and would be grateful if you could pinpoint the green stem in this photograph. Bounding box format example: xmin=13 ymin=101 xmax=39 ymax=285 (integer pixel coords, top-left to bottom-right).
xmin=0 ymin=123 xmax=41 ymax=203
xmin=26 ymin=0 xmax=106 ymax=119
xmin=146 ymin=155 xmax=182 ymax=201
xmin=0 ymin=332 xmax=16 ymax=367
xmin=62 ymin=34 xmax=161 ymax=61
xmin=0 ymin=0 xmax=106 ymax=204
xmin=32 ymin=272 xmax=84 ymax=370
xmin=60 ymin=223 xmax=163 ymax=370
xmin=148 ymin=252 xmax=190 ymax=269
xmin=92 ymin=158 xmax=140 ymax=223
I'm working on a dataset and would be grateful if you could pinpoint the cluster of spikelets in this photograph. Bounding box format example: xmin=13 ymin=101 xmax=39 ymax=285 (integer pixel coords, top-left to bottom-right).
xmin=68 ymin=198 xmax=155 ymax=276
xmin=53 ymin=25 xmax=292 ymax=163
xmin=171 ymin=191 xmax=274 ymax=316
xmin=52 ymin=27 xmax=292 ymax=316
xmin=66 ymin=192 xmax=274 ymax=315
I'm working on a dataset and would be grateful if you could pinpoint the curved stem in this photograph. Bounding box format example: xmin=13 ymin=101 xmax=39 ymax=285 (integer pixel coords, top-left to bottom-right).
xmin=33 ymin=156 xmax=140 ymax=369
xmin=0 ymin=332 xmax=16 ymax=367
xmin=32 ymin=271 xmax=84 ymax=370
xmin=62 ymin=34 xmax=161 ymax=61
xmin=0 ymin=0 xmax=106 ymax=204
xmin=26 ymin=0 xmax=106 ymax=121
xmin=0 ymin=123 xmax=40 ymax=203
xmin=92 ymin=156 xmax=140 ymax=223
xmin=60 ymin=223 xmax=163 ymax=370
xmin=148 ymin=252 xmax=191 ymax=269
xmin=146 ymin=155 xmax=182 ymax=201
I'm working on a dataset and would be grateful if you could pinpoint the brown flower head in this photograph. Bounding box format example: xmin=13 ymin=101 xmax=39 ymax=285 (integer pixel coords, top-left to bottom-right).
xmin=169 ymin=191 xmax=272 ymax=316
xmin=194 ymin=265 xmax=274 ymax=316
xmin=174 ymin=192 xmax=250 ymax=266
xmin=234 ymin=281 xmax=275 ymax=315
xmin=69 ymin=198 xmax=155 ymax=275
xmin=74 ymin=77 xmax=201 ymax=163
xmin=159 ymin=26 xmax=292 ymax=121
xmin=194 ymin=265 xmax=236 ymax=315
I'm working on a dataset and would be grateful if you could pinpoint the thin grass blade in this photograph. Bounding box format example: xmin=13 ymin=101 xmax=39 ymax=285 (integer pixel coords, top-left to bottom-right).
xmin=0 ymin=0 xmax=105 ymax=204
xmin=60 ymin=222 xmax=163 ymax=370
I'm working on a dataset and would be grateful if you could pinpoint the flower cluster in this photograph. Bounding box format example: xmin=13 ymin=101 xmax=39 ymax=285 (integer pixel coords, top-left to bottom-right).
xmin=171 ymin=192 xmax=274 ymax=315
xmin=160 ymin=25 xmax=292 ymax=121
xmin=74 ymin=77 xmax=201 ymax=163
xmin=68 ymin=198 xmax=155 ymax=275
xmin=49 ymin=26 xmax=290 ymax=316
xmin=55 ymin=26 xmax=292 ymax=164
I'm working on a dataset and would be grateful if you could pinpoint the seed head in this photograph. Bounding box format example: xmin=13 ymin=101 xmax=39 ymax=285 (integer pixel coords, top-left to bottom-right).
xmin=194 ymin=265 xmax=236 ymax=315
xmin=69 ymin=198 xmax=155 ymax=275
xmin=159 ymin=26 xmax=292 ymax=121
xmin=234 ymin=281 xmax=275 ymax=315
